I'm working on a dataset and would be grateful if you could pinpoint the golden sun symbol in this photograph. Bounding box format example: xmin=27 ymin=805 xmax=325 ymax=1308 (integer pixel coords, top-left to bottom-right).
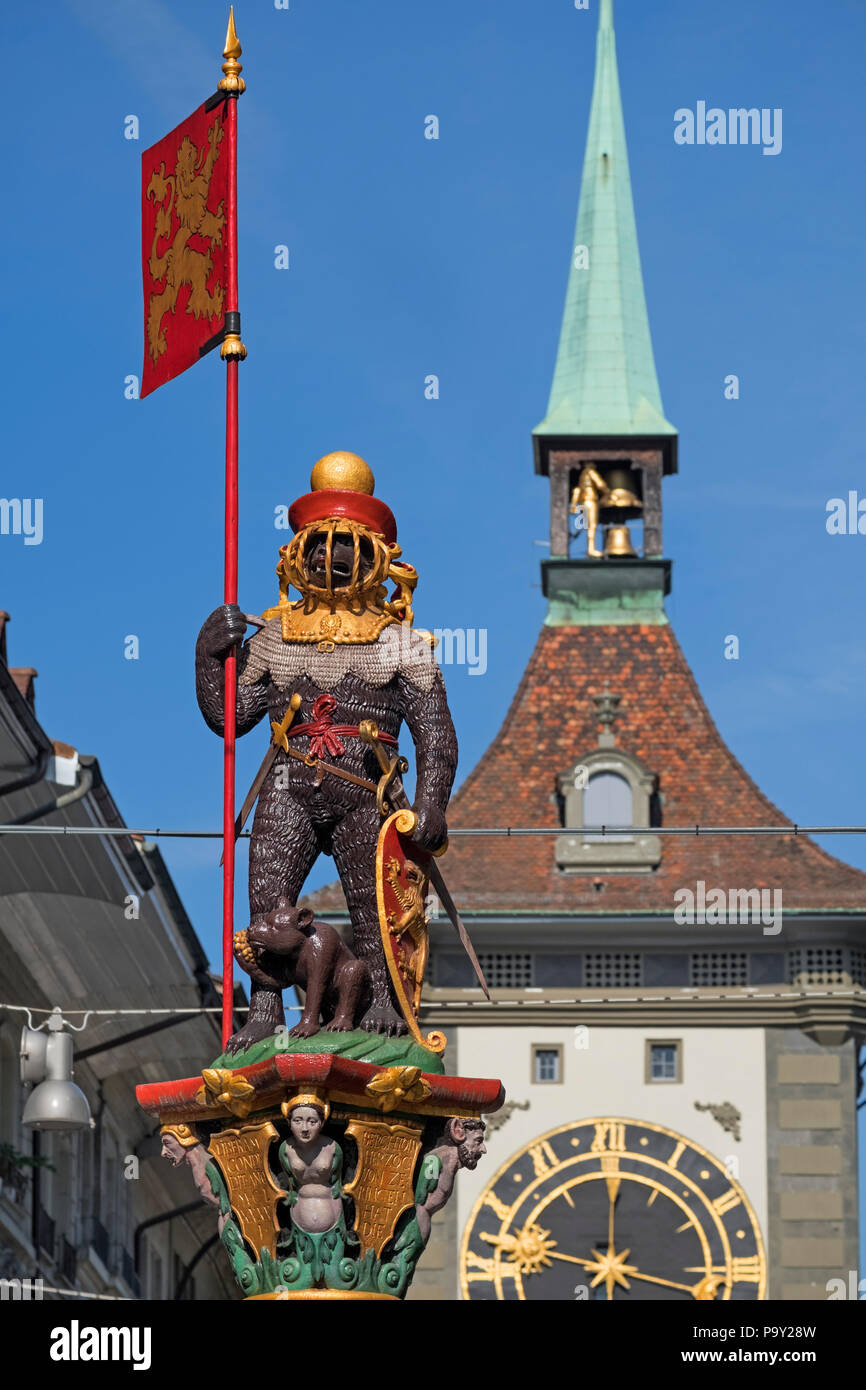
xmin=483 ymin=1223 xmax=558 ymax=1275
xmin=584 ymin=1244 xmax=638 ymax=1299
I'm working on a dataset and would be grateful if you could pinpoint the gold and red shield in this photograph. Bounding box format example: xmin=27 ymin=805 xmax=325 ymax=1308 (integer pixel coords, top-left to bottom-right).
xmin=375 ymin=810 xmax=446 ymax=1054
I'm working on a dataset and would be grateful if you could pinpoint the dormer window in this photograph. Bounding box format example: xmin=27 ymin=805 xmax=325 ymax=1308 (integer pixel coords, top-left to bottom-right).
xmin=555 ymin=687 xmax=661 ymax=874
xmin=584 ymin=771 xmax=632 ymax=842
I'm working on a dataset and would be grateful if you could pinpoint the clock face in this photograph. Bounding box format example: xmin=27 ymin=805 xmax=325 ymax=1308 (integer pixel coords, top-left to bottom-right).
xmin=460 ymin=1117 xmax=766 ymax=1301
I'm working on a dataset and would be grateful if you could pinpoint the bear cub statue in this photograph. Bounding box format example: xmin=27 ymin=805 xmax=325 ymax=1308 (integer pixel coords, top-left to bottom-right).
xmin=233 ymin=897 xmax=371 ymax=1040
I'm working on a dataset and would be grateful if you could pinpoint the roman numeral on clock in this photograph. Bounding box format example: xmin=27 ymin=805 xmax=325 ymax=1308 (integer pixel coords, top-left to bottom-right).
xmin=465 ymin=1252 xmax=497 ymax=1278
xmin=712 ymin=1188 xmax=741 ymax=1217
xmin=689 ymin=1258 xmax=761 ymax=1283
xmin=529 ymin=1140 xmax=559 ymax=1177
xmin=528 ymin=1141 xmax=575 ymax=1206
xmin=668 ymin=1140 xmax=686 ymax=1169
xmin=590 ymin=1121 xmax=626 ymax=1153
xmin=483 ymin=1191 xmax=512 ymax=1221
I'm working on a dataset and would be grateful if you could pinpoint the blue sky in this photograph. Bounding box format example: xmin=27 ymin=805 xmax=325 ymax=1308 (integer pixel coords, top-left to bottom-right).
xmin=4 ymin=0 xmax=866 ymax=1261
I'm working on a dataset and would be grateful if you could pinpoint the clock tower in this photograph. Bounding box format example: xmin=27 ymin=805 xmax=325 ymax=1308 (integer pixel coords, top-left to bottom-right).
xmin=305 ymin=0 xmax=864 ymax=1301
xmin=419 ymin=0 xmax=866 ymax=1302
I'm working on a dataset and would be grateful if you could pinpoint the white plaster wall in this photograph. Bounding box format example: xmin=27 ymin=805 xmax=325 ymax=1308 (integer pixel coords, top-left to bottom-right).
xmin=456 ymin=1025 xmax=768 ymax=1284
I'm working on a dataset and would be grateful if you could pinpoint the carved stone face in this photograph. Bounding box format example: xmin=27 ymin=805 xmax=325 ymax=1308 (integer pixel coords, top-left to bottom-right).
xmin=160 ymin=1133 xmax=187 ymax=1166
xmin=456 ymin=1126 xmax=487 ymax=1171
xmin=290 ymin=1106 xmax=325 ymax=1145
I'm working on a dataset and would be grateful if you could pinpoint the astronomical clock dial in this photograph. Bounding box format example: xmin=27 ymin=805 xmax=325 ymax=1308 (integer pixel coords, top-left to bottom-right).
xmin=460 ymin=1118 xmax=766 ymax=1301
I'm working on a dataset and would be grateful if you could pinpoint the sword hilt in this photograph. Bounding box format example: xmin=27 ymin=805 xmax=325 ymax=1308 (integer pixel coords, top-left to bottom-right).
xmin=270 ymin=693 xmax=302 ymax=752
xmin=359 ymin=719 xmax=409 ymax=817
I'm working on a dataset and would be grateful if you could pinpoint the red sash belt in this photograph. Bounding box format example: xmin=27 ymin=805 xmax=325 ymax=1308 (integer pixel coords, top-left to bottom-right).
xmin=287 ymin=693 xmax=398 ymax=760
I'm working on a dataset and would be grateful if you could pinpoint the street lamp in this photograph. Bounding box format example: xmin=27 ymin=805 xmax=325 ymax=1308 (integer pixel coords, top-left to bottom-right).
xmin=20 ymin=1008 xmax=92 ymax=1132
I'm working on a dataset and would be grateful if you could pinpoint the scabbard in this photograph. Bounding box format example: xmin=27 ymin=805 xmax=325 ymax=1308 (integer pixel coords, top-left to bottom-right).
xmin=220 ymin=694 xmax=301 ymax=863
xmin=236 ymin=745 xmax=279 ymax=837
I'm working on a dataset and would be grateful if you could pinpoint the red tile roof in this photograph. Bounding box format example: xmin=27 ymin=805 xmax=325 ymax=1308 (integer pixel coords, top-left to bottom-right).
xmin=304 ymin=623 xmax=866 ymax=915
xmin=442 ymin=623 xmax=865 ymax=912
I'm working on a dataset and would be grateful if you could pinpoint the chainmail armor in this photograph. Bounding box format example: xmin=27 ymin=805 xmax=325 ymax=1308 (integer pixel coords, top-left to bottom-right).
xmin=239 ymin=619 xmax=439 ymax=693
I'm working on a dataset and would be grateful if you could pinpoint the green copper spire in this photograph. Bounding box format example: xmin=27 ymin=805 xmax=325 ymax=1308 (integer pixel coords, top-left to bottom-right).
xmin=534 ymin=0 xmax=675 ymax=443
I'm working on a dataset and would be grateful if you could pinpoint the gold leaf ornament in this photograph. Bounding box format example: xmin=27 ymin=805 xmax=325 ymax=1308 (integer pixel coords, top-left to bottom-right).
xmin=196 ymin=1067 xmax=256 ymax=1118
xmin=365 ymin=1065 xmax=432 ymax=1113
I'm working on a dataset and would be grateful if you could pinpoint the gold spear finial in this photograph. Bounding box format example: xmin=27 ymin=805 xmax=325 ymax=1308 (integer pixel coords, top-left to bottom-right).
xmin=219 ymin=6 xmax=245 ymax=94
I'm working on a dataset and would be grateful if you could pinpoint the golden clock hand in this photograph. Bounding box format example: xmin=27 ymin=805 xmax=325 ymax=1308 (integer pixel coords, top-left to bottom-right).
xmin=485 ymin=1236 xmax=627 ymax=1292
xmin=604 ymin=1159 xmax=621 ymax=1251
xmin=543 ymin=1250 xmax=593 ymax=1267
xmin=544 ymin=1252 xmax=718 ymax=1300
xmin=611 ymin=1266 xmax=722 ymax=1299
xmin=545 ymin=1251 xmax=678 ymax=1285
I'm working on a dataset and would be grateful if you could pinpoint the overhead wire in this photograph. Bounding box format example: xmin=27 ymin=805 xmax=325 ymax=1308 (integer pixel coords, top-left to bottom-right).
xmin=0 ymin=823 xmax=864 ymax=838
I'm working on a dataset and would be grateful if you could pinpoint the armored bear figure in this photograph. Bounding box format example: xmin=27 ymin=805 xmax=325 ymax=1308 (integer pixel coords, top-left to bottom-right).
xmin=196 ymin=452 xmax=457 ymax=1050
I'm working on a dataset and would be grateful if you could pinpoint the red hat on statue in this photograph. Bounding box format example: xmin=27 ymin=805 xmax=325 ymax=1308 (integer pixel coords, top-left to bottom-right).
xmin=288 ymin=452 xmax=397 ymax=546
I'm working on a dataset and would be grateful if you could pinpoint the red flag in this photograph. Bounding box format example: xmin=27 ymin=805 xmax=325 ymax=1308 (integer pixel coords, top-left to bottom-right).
xmin=141 ymin=98 xmax=229 ymax=397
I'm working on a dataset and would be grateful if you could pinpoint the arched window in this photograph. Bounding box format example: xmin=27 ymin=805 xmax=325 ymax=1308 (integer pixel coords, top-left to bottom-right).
xmin=556 ymin=750 xmax=660 ymax=873
xmin=583 ymin=771 xmax=633 ymax=841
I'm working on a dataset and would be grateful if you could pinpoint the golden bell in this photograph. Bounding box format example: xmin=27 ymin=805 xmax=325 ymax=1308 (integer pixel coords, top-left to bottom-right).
xmin=603 ymin=524 xmax=637 ymax=558
xmin=604 ymin=487 xmax=643 ymax=510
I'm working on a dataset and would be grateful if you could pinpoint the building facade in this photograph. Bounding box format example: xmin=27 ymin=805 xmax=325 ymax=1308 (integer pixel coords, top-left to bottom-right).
xmin=426 ymin=0 xmax=864 ymax=1302
xmin=0 ymin=609 xmax=239 ymax=1301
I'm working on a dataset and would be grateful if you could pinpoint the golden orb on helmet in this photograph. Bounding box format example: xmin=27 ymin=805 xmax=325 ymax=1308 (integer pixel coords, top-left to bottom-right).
xmin=310 ymin=451 xmax=375 ymax=496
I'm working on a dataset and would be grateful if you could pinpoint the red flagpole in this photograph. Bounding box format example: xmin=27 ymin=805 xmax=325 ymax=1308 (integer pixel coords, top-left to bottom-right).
xmin=219 ymin=10 xmax=246 ymax=1048
xmin=222 ymin=374 xmax=238 ymax=1048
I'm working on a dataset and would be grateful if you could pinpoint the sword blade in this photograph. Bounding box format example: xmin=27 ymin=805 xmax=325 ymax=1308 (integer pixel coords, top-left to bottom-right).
xmin=427 ymin=858 xmax=491 ymax=1000
xmin=236 ymin=746 xmax=278 ymax=837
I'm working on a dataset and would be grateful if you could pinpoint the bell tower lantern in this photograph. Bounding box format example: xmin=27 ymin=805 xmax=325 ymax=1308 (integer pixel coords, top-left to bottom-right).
xmin=533 ymin=0 xmax=677 ymax=625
